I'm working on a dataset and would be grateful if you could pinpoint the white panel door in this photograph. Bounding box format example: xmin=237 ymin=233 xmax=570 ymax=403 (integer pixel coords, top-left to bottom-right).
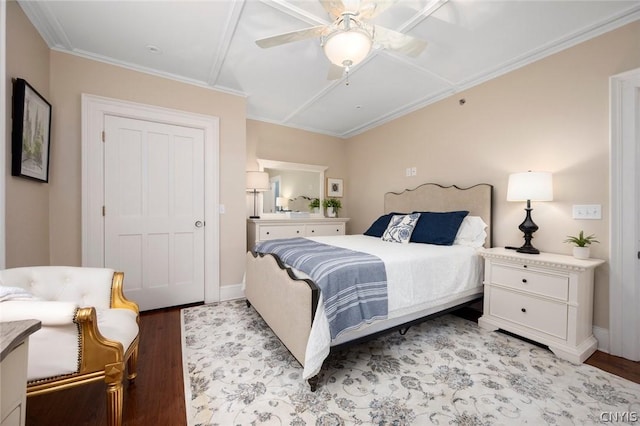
xmin=104 ymin=115 xmax=205 ymax=310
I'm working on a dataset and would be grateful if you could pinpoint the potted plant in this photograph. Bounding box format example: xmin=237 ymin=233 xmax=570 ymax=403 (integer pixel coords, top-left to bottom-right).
xmin=322 ymin=198 xmax=342 ymax=218
xmin=564 ymin=230 xmax=599 ymax=259
xmin=308 ymin=198 xmax=320 ymax=213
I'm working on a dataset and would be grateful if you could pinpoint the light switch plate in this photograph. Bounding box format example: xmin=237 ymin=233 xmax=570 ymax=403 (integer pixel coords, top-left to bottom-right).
xmin=572 ymin=204 xmax=601 ymax=219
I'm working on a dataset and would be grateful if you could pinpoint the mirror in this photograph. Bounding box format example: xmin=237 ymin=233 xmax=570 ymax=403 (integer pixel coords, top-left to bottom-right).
xmin=257 ymin=159 xmax=327 ymax=217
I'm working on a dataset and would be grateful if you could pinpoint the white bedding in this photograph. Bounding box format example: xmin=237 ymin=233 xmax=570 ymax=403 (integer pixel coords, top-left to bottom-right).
xmin=295 ymin=234 xmax=484 ymax=379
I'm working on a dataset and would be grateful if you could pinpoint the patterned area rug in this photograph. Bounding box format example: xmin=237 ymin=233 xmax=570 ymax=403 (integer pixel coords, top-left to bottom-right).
xmin=181 ymin=300 xmax=640 ymax=425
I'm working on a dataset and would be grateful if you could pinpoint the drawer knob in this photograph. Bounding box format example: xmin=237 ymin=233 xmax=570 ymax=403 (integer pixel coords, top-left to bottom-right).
xmin=311 ymin=230 xmax=315 ymax=233
xmin=297 ymin=230 xmax=300 ymax=233
xmin=522 ymin=278 xmax=527 ymax=283
xmin=521 ymin=308 xmax=527 ymax=313
xmin=523 ymin=265 xmax=528 ymax=268
xmin=266 ymin=231 xmax=270 ymax=235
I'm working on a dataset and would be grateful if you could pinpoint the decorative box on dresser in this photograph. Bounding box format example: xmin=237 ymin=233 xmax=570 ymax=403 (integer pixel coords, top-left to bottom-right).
xmin=478 ymin=247 xmax=605 ymax=363
xmin=247 ymin=217 xmax=349 ymax=250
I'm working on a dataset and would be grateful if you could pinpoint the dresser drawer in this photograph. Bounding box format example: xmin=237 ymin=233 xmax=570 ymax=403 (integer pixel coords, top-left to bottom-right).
xmin=306 ymin=223 xmax=345 ymax=236
xmin=259 ymin=225 xmax=305 ymax=240
xmin=491 ymin=264 xmax=568 ymax=300
xmin=489 ymin=287 xmax=568 ymax=339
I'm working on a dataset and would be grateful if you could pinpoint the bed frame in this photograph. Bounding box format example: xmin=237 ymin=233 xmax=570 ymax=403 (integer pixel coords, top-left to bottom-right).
xmin=245 ymin=183 xmax=493 ymax=390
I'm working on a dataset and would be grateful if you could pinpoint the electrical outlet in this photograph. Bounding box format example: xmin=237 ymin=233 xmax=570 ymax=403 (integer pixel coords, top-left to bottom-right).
xmin=572 ymin=204 xmax=601 ymax=219
xmin=405 ymin=168 xmax=411 ymax=177
xmin=411 ymin=167 xmax=417 ymax=176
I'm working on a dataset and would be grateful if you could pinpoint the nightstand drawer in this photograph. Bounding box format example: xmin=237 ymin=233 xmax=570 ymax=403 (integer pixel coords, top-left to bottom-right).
xmin=491 ymin=264 xmax=569 ymax=300
xmin=490 ymin=287 xmax=568 ymax=339
xmin=259 ymin=225 xmax=305 ymax=240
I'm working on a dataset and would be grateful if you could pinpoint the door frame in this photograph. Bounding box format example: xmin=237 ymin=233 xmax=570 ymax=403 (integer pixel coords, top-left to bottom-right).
xmin=609 ymin=67 xmax=640 ymax=360
xmin=0 ymin=0 xmax=6 ymax=269
xmin=81 ymin=94 xmax=220 ymax=303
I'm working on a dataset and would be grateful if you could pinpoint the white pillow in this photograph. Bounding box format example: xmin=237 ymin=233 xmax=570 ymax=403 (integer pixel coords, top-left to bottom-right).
xmin=454 ymin=216 xmax=488 ymax=248
xmin=382 ymin=213 xmax=420 ymax=244
xmin=0 ymin=286 xmax=36 ymax=302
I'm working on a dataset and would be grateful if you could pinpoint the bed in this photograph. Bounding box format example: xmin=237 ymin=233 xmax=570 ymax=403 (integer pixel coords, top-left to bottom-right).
xmin=245 ymin=183 xmax=493 ymax=390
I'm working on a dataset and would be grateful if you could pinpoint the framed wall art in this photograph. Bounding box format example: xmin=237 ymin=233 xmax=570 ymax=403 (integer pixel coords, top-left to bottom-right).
xmin=12 ymin=78 xmax=52 ymax=182
xmin=327 ymin=177 xmax=343 ymax=197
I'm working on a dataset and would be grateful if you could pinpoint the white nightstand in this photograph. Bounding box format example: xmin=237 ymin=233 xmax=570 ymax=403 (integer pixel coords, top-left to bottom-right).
xmin=478 ymin=247 xmax=605 ymax=363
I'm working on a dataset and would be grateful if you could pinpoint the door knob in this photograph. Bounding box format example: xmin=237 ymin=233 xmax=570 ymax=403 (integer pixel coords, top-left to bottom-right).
xmin=195 ymin=221 xmax=203 ymax=228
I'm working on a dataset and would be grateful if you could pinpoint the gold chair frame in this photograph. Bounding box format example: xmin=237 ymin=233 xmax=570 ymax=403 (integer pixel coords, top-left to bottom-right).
xmin=26 ymin=272 xmax=139 ymax=426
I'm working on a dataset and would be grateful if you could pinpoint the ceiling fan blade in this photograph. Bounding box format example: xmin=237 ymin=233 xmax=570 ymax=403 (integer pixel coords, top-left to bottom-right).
xmin=319 ymin=0 xmax=345 ymax=18
xmin=374 ymin=26 xmax=428 ymax=57
xmin=327 ymin=64 xmax=344 ymax=80
xmin=256 ymin=25 xmax=327 ymax=48
xmin=358 ymin=0 xmax=400 ymax=20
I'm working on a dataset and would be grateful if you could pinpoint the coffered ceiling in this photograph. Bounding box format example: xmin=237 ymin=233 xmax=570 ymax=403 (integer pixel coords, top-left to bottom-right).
xmin=18 ymin=0 xmax=640 ymax=138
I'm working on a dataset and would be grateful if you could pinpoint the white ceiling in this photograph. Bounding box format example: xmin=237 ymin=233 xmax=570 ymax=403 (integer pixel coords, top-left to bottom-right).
xmin=19 ymin=0 xmax=640 ymax=138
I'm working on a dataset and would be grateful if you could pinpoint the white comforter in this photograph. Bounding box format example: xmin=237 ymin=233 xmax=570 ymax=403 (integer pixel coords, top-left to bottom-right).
xmin=300 ymin=234 xmax=483 ymax=379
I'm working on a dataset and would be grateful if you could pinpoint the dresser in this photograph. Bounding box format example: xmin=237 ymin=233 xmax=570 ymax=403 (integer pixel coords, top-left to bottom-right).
xmin=478 ymin=247 xmax=604 ymax=363
xmin=1 ymin=320 xmax=41 ymax=426
xmin=247 ymin=217 xmax=349 ymax=250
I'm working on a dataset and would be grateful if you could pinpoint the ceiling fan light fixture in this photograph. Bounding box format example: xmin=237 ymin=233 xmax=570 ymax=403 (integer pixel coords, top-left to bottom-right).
xmin=322 ymin=28 xmax=372 ymax=68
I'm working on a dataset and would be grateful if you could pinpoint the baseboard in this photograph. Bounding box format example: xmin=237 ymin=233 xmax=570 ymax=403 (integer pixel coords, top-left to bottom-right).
xmin=220 ymin=283 xmax=245 ymax=302
xmin=593 ymin=325 xmax=609 ymax=354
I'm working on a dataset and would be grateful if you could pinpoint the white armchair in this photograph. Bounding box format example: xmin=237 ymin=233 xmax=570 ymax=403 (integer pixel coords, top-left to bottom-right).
xmin=0 ymin=266 xmax=139 ymax=426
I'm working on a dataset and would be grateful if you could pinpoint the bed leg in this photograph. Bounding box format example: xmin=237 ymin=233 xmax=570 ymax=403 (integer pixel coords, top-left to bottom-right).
xmin=399 ymin=327 xmax=411 ymax=335
xmin=308 ymin=375 xmax=320 ymax=392
xmin=246 ymin=300 xmax=251 ymax=308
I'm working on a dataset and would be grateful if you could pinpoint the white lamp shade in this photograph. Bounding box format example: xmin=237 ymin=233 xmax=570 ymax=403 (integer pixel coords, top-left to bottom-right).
xmin=246 ymin=171 xmax=270 ymax=192
xmin=323 ymin=29 xmax=372 ymax=67
xmin=507 ymin=171 xmax=553 ymax=201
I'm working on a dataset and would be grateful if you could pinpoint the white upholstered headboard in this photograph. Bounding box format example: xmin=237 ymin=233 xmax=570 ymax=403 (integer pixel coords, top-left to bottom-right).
xmin=384 ymin=183 xmax=493 ymax=247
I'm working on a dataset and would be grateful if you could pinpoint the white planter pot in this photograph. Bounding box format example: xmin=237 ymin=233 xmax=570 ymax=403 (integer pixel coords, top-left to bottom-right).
xmin=573 ymin=246 xmax=590 ymax=259
xmin=326 ymin=207 xmax=336 ymax=218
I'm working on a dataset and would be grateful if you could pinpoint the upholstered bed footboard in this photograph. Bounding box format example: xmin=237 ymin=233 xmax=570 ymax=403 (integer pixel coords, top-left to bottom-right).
xmin=245 ymin=251 xmax=319 ymax=366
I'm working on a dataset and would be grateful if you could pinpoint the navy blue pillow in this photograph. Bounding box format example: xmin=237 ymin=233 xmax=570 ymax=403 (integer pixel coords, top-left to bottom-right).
xmin=363 ymin=212 xmax=406 ymax=237
xmin=410 ymin=211 xmax=469 ymax=245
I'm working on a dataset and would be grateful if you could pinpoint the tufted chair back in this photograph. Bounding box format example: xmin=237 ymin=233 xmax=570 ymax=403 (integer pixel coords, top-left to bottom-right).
xmin=0 ymin=266 xmax=114 ymax=309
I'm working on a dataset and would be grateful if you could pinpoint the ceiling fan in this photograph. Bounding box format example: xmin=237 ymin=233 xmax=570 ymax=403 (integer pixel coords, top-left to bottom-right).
xmin=255 ymin=0 xmax=428 ymax=79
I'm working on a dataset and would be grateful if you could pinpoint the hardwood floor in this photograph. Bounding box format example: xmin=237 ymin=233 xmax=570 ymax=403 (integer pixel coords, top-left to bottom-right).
xmin=26 ymin=307 xmax=186 ymax=426
xmin=25 ymin=305 xmax=640 ymax=425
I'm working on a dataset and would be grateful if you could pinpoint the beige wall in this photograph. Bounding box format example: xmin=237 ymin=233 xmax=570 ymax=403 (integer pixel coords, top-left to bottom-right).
xmin=7 ymin=1 xmax=248 ymax=287
xmin=346 ymin=20 xmax=640 ymax=329
xmin=7 ymin=1 xmax=640 ymax=330
xmin=246 ymin=119 xmax=349 ymax=219
xmin=5 ymin=0 xmax=50 ymax=267
xmin=47 ymin=52 xmax=247 ymax=287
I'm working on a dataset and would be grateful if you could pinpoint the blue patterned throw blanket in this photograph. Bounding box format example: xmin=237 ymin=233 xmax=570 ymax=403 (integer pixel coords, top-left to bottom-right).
xmin=254 ymin=238 xmax=388 ymax=339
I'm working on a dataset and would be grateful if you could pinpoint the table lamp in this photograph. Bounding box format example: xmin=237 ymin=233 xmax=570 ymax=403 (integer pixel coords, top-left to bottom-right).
xmin=276 ymin=196 xmax=287 ymax=212
xmin=246 ymin=171 xmax=270 ymax=219
xmin=507 ymin=171 xmax=553 ymax=254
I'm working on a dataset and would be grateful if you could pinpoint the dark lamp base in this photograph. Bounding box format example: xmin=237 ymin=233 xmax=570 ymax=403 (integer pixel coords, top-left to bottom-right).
xmin=516 ymin=202 xmax=541 ymax=255
xmin=516 ymin=244 xmax=540 ymax=255
xmin=249 ymin=215 xmax=260 ymax=219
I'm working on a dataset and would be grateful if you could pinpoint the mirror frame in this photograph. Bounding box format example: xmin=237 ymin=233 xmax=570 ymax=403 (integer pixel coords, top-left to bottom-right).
xmin=257 ymin=159 xmax=328 ymax=218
